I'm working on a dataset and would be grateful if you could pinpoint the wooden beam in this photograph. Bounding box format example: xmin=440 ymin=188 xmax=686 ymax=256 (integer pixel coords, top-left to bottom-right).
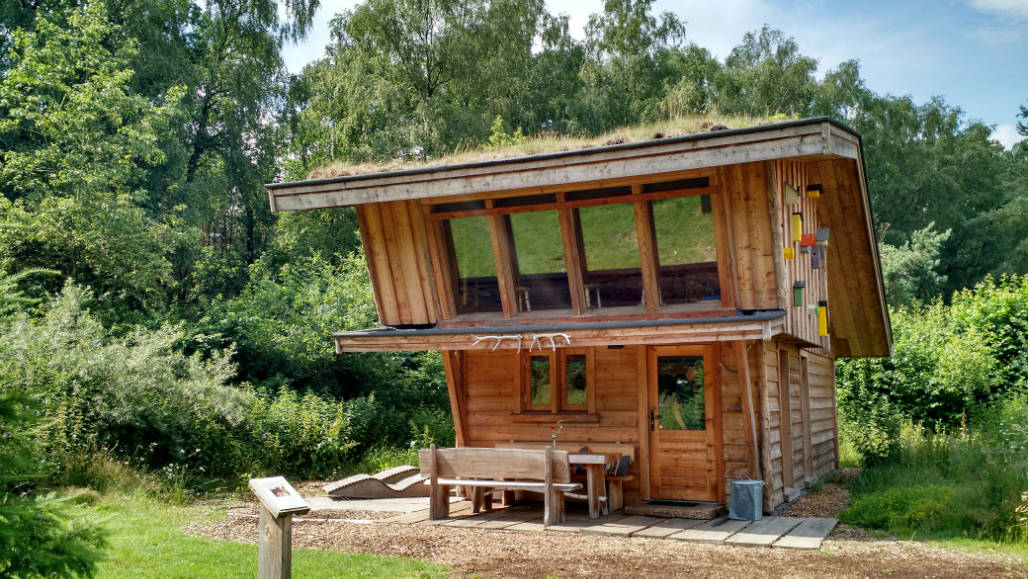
xmin=734 ymin=340 xmax=761 ymax=481
xmin=559 ymin=207 xmax=588 ymax=314
xmin=407 ymin=200 xmax=442 ymax=322
xmin=442 ymin=350 xmax=468 ymax=447
xmin=800 ymin=354 xmax=813 ymax=485
xmin=756 ymin=342 xmax=774 ymax=513
xmin=424 ymin=215 xmax=458 ymax=319
xmin=713 ymin=169 xmax=741 ymax=310
xmin=487 ymin=212 xmax=519 ymax=318
xmin=636 ymin=345 xmax=651 ymax=500
xmin=425 ymin=186 xmax=718 ymax=221
xmin=778 ymin=348 xmax=795 ymax=489
xmin=633 ymin=187 xmax=661 ymax=312
xmin=765 ymin=161 xmax=790 ymax=310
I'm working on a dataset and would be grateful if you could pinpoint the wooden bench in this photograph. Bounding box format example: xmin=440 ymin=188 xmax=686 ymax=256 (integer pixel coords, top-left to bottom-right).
xmin=418 ymin=445 xmax=581 ymax=526
xmin=493 ymin=442 xmax=635 ymax=514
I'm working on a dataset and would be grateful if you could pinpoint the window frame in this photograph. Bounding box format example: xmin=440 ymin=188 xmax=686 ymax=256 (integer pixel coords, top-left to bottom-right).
xmin=517 ymin=348 xmax=596 ymax=415
xmin=424 ymin=172 xmax=734 ymax=320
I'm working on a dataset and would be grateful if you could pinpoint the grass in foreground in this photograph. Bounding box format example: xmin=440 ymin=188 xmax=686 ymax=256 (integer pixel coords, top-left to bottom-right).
xmin=87 ymin=493 xmax=446 ymax=578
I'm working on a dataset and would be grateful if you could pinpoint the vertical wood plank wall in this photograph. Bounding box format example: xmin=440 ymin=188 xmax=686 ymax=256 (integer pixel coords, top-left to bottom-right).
xmin=774 ymin=160 xmax=830 ymax=351
xmin=720 ymin=163 xmax=780 ymax=310
xmin=355 ymin=201 xmax=440 ymax=326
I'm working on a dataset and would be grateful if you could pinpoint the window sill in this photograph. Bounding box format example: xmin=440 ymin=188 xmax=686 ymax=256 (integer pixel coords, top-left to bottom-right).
xmin=510 ymin=413 xmax=599 ymax=424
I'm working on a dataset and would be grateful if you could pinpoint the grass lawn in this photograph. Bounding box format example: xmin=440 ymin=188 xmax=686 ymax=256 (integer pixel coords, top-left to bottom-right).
xmin=88 ymin=494 xmax=447 ymax=578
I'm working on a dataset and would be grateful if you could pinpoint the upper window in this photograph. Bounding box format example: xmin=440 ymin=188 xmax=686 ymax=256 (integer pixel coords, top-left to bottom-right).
xmin=509 ymin=210 xmax=571 ymax=312
xmin=652 ymin=194 xmax=720 ymax=305
xmin=427 ymin=176 xmax=722 ymax=318
xmin=579 ymin=203 xmax=643 ymax=309
xmin=448 ymin=216 xmax=503 ymax=314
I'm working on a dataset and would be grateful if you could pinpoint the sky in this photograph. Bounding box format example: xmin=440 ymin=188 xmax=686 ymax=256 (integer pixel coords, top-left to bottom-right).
xmin=281 ymin=0 xmax=1028 ymax=148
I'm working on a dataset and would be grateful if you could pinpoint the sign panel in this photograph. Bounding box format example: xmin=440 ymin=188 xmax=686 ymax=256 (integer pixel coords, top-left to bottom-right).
xmin=249 ymin=476 xmax=310 ymax=519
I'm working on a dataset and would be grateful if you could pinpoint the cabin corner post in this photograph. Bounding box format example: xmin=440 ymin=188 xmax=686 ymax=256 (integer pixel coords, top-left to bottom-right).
xmin=441 ymin=350 xmax=467 ymax=447
xmin=733 ymin=340 xmax=761 ymax=481
xmin=764 ymin=161 xmax=790 ymax=311
xmin=756 ymin=341 xmax=775 ymax=514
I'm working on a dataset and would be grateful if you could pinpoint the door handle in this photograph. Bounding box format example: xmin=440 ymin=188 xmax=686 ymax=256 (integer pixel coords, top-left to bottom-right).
xmin=649 ymin=409 xmax=657 ymax=431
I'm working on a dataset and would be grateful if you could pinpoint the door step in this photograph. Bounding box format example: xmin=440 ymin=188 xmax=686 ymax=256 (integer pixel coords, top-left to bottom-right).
xmin=624 ymin=500 xmax=724 ymax=519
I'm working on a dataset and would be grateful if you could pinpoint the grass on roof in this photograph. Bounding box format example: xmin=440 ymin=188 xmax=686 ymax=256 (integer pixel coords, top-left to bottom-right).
xmin=307 ymin=113 xmax=789 ymax=180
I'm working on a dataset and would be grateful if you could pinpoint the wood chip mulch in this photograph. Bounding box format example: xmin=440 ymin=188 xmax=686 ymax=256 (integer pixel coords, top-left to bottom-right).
xmin=183 ymin=483 xmax=1027 ymax=578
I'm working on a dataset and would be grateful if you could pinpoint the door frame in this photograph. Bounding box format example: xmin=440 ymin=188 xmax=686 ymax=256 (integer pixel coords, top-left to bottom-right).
xmin=646 ymin=344 xmax=723 ymax=503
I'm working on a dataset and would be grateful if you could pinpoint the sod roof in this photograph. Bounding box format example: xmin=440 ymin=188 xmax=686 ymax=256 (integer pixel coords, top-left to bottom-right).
xmin=306 ymin=114 xmax=785 ymax=181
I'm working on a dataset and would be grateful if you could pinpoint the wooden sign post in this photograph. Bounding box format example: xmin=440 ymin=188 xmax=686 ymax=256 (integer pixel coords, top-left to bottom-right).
xmin=249 ymin=476 xmax=310 ymax=579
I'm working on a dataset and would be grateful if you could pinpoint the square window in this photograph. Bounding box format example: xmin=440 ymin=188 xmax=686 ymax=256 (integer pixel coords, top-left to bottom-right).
xmin=521 ymin=350 xmax=592 ymax=413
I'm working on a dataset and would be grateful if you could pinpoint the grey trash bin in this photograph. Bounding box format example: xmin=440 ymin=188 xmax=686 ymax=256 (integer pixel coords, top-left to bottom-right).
xmin=728 ymin=479 xmax=764 ymax=521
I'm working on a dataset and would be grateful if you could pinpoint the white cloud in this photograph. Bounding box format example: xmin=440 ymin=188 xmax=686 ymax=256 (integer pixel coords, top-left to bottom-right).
xmin=968 ymin=0 xmax=1028 ymax=19
xmin=991 ymin=124 xmax=1026 ymax=149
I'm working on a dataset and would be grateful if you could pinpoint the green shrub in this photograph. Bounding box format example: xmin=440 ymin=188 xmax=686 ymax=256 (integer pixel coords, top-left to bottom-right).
xmin=843 ymin=418 xmax=1028 ymax=542
xmin=843 ymin=484 xmax=952 ymax=531
xmin=0 ymin=390 xmax=107 ymax=577
xmin=0 ymin=282 xmax=377 ymax=489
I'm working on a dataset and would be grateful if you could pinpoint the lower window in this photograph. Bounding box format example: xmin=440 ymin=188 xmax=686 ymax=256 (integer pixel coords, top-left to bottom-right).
xmin=520 ymin=348 xmax=593 ymax=413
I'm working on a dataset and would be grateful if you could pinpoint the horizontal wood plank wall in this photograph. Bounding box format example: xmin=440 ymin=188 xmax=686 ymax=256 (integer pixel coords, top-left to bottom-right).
xmin=462 ymin=346 xmax=644 ymax=504
xmin=775 ymin=160 xmax=829 ymax=351
xmin=721 ymin=163 xmax=779 ymax=310
xmin=355 ymin=201 xmax=440 ymax=326
xmin=805 ymin=352 xmax=838 ymax=479
xmin=763 ymin=342 xmax=786 ymax=508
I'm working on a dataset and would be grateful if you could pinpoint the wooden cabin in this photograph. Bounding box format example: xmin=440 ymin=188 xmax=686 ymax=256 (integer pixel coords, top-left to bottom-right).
xmin=267 ymin=118 xmax=891 ymax=513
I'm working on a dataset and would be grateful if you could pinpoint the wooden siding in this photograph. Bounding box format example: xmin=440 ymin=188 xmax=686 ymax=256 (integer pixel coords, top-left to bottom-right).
xmin=355 ymin=201 xmax=440 ymax=326
xmin=805 ymin=351 xmax=838 ymax=479
xmin=462 ymin=346 xmax=646 ymax=504
xmin=720 ymin=163 xmax=780 ymax=310
xmin=809 ymin=158 xmax=891 ymax=357
xmin=773 ymin=160 xmax=830 ymax=351
xmin=451 ymin=339 xmax=836 ymax=512
xmin=762 ymin=343 xmax=786 ymax=510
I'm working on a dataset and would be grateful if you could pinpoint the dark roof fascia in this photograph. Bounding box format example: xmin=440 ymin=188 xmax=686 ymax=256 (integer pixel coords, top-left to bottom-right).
xmin=332 ymin=310 xmax=786 ymax=339
xmin=267 ymin=117 xmax=859 ymax=191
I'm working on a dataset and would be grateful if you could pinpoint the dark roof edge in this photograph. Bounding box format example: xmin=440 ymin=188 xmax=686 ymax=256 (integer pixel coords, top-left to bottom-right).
xmin=332 ymin=310 xmax=786 ymax=338
xmin=268 ymin=117 xmax=859 ymax=191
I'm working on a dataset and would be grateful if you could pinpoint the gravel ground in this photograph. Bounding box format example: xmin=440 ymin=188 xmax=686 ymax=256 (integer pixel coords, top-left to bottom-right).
xmin=185 ymin=514 xmax=1026 ymax=577
xmin=184 ymin=476 xmax=1027 ymax=578
xmin=180 ymin=473 xmax=1023 ymax=575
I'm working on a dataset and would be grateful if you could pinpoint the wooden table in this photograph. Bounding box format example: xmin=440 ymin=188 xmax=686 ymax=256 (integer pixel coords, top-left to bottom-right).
xmin=569 ymin=453 xmax=617 ymax=519
xmin=493 ymin=442 xmax=631 ymax=520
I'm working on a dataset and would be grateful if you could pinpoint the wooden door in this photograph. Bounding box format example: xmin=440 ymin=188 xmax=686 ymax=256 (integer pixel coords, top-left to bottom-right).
xmin=647 ymin=345 xmax=721 ymax=502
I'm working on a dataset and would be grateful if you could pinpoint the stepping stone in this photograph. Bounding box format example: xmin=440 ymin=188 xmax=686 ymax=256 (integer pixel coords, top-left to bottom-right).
xmin=443 ymin=509 xmax=510 ymax=528
xmin=632 ymin=517 xmax=704 ymax=539
xmin=773 ymin=517 xmax=838 ymax=550
xmin=469 ymin=505 xmax=537 ymax=529
xmin=669 ymin=516 xmax=750 ymax=544
xmin=505 ymin=521 xmax=547 ymax=532
xmin=725 ymin=517 xmax=803 ymax=548
xmin=579 ymin=515 xmax=656 ymax=537
xmin=545 ymin=514 xmax=616 ymax=534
